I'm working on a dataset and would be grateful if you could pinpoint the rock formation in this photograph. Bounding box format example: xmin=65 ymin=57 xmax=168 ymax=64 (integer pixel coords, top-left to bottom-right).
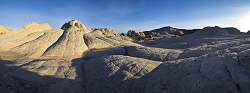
xmin=1 ymin=20 xmax=250 ymax=93
xmin=0 ymin=25 xmax=10 ymax=35
xmin=194 ymin=26 xmax=243 ymax=36
xmin=143 ymin=26 xmax=193 ymax=37
xmin=42 ymin=20 xmax=89 ymax=59
xmin=24 ymin=22 xmax=52 ymax=31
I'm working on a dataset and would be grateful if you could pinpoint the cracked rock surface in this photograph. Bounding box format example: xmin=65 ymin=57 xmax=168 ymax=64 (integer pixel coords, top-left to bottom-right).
xmin=1 ymin=21 xmax=250 ymax=93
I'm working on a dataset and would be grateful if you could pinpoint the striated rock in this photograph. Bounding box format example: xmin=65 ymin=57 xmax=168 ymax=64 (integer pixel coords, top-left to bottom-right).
xmin=0 ymin=30 xmax=54 ymax=52
xmin=0 ymin=59 xmax=83 ymax=93
xmin=9 ymin=30 xmax=63 ymax=58
xmin=84 ymin=28 xmax=135 ymax=50
xmin=142 ymin=53 xmax=250 ymax=93
xmin=42 ymin=20 xmax=89 ymax=59
xmin=0 ymin=20 xmax=133 ymax=59
xmin=84 ymin=55 xmax=161 ymax=93
xmin=126 ymin=46 xmax=183 ymax=61
xmin=1 ymin=20 xmax=250 ymax=93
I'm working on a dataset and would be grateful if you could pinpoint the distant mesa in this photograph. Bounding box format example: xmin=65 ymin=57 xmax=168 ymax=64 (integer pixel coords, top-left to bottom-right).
xmin=126 ymin=26 xmax=197 ymax=41
xmin=125 ymin=26 xmax=243 ymax=41
xmin=200 ymin=26 xmax=242 ymax=35
xmin=24 ymin=22 xmax=52 ymax=31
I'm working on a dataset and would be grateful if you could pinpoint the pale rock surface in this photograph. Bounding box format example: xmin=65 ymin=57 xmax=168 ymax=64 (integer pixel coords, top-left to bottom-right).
xmin=1 ymin=20 xmax=250 ymax=93
xmin=0 ymin=28 xmax=53 ymax=52
xmin=142 ymin=53 xmax=250 ymax=93
xmin=84 ymin=55 xmax=161 ymax=93
xmin=42 ymin=20 xmax=89 ymax=59
xmin=10 ymin=30 xmax=63 ymax=58
xmin=0 ymin=25 xmax=10 ymax=35
xmin=126 ymin=46 xmax=183 ymax=61
xmin=24 ymin=22 xmax=52 ymax=32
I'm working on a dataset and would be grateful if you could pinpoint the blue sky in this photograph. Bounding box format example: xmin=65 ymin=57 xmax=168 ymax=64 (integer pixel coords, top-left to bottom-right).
xmin=1 ymin=0 xmax=250 ymax=32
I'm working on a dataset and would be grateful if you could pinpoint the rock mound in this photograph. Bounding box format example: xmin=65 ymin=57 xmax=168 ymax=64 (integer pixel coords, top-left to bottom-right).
xmin=42 ymin=20 xmax=89 ymax=59
xmin=0 ymin=25 xmax=10 ymax=35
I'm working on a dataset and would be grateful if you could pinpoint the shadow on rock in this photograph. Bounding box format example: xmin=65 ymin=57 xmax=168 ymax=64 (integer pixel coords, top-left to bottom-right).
xmin=0 ymin=60 xmax=83 ymax=93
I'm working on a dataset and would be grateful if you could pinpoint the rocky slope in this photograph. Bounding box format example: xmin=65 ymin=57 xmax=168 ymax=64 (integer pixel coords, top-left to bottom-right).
xmin=1 ymin=20 xmax=250 ymax=93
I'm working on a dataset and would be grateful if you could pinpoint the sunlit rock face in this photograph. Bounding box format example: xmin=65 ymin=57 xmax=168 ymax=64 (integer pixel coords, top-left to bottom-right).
xmin=61 ymin=20 xmax=91 ymax=33
xmin=0 ymin=20 xmax=136 ymax=93
xmin=0 ymin=23 xmax=62 ymax=57
xmin=42 ymin=20 xmax=90 ymax=59
xmin=0 ymin=19 xmax=134 ymax=59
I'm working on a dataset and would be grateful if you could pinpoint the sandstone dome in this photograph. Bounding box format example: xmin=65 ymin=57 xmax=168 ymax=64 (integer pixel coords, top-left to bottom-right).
xmin=42 ymin=20 xmax=90 ymax=59
xmin=0 ymin=20 xmax=135 ymax=59
xmin=2 ymin=20 xmax=250 ymax=93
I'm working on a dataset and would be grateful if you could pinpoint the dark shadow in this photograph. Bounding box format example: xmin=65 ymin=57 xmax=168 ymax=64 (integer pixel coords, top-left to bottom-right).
xmin=0 ymin=60 xmax=78 ymax=93
xmin=0 ymin=47 xmax=126 ymax=93
xmin=3 ymin=46 xmax=249 ymax=93
xmin=76 ymin=47 xmax=250 ymax=93
xmin=71 ymin=58 xmax=87 ymax=93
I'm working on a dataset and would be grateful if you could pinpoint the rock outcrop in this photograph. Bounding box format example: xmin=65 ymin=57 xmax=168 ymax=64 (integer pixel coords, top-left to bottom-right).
xmin=0 ymin=20 xmax=137 ymax=93
xmin=0 ymin=20 xmax=134 ymax=59
xmin=42 ymin=20 xmax=89 ymax=59
xmin=1 ymin=20 xmax=250 ymax=93
xmin=194 ymin=26 xmax=243 ymax=36
xmin=0 ymin=22 xmax=64 ymax=59
xmin=143 ymin=26 xmax=196 ymax=38
xmin=80 ymin=32 xmax=250 ymax=93
xmin=0 ymin=25 xmax=10 ymax=35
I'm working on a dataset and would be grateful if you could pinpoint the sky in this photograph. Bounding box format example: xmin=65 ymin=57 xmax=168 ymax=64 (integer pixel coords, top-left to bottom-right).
xmin=0 ymin=0 xmax=250 ymax=32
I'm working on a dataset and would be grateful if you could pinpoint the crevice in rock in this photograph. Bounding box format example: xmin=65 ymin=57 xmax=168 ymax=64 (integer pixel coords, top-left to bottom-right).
xmin=224 ymin=62 xmax=242 ymax=93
